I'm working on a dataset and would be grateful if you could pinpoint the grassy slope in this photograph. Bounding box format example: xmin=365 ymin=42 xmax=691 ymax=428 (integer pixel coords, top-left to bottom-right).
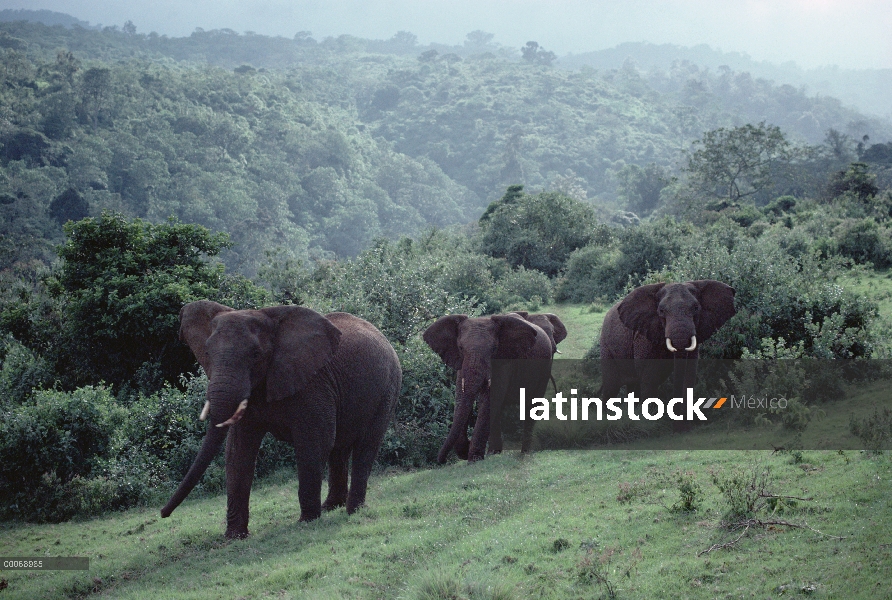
xmin=1 ymin=450 xmax=889 ymax=599
xmin=2 ymin=297 xmax=892 ymax=599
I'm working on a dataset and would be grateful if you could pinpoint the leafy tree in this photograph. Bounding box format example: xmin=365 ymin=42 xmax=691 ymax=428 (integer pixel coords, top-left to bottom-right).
xmin=616 ymin=163 xmax=671 ymax=216
xmin=50 ymin=212 xmax=266 ymax=391
xmin=684 ymin=122 xmax=794 ymax=204
xmin=480 ymin=189 xmax=596 ymax=276
xmin=521 ymin=41 xmax=556 ymax=67
xmin=826 ymin=162 xmax=879 ymax=202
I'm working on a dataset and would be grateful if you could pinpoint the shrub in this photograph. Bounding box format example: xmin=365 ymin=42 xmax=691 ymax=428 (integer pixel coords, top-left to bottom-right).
xmin=833 ymin=218 xmax=892 ymax=267
xmin=652 ymin=228 xmax=877 ymax=358
xmin=481 ymin=190 xmax=597 ymax=276
xmin=0 ymin=385 xmax=123 ymax=521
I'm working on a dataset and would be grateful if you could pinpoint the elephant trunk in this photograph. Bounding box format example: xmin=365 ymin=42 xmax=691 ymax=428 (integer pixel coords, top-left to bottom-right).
xmin=160 ymin=374 xmax=246 ymax=517
xmin=437 ymin=357 xmax=489 ymax=464
xmin=160 ymin=423 xmax=228 ymax=517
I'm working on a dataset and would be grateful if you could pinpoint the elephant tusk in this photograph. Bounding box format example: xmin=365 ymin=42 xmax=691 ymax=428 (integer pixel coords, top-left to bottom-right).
xmin=666 ymin=338 xmax=678 ymax=352
xmin=216 ymin=399 xmax=249 ymax=428
xmin=554 ymin=348 xmax=562 ymax=354
xmin=685 ymin=336 xmax=697 ymax=351
xmin=199 ymin=400 xmax=210 ymax=421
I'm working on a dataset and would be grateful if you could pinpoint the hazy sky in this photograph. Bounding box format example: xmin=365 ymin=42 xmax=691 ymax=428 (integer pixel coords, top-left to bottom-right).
xmin=4 ymin=0 xmax=891 ymax=69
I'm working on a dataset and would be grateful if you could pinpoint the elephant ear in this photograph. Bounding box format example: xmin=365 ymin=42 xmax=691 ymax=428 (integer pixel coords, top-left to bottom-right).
xmin=541 ymin=314 xmax=567 ymax=345
xmin=179 ymin=300 xmax=233 ymax=378
xmin=262 ymin=305 xmax=342 ymax=404
xmin=492 ymin=313 xmax=539 ymax=357
xmin=688 ymin=280 xmax=736 ymax=342
xmin=423 ymin=315 xmax=468 ymax=371
xmin=616 ymin=282 xmax=667 ymax=345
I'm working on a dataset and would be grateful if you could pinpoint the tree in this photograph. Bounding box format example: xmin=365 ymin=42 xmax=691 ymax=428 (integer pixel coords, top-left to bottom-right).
xmin=684 ymin=122 xmax=794 ymax=204
xmin=480 ymin=189 xmax=596 ymax=276
xmin=617 ymin=163 xmax=671 ymax=216
xmin=521 ymin=41 xmax=556 ymax=67
xmin=50 ymin=212 xmax=265 ymax=391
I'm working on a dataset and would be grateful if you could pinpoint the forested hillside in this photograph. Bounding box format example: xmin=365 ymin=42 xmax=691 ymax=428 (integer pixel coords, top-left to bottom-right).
xmin=1 ymin=19 xmax=891 ymax=271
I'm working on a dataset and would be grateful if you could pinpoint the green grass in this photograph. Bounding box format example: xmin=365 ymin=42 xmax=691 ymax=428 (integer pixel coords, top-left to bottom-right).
xmin=537 ymin=302 xmax=609 ymax=359
xmin=838 ymin=268 xmax=892 ymax=354
xmin=1 ymin=448 xmax=890 ymax=599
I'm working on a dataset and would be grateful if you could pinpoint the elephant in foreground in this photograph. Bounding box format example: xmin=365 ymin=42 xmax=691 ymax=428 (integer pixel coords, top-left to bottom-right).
xmin=160 ymin=301 xmax=401 ymax=539
xmin=423 ymin=313 xmax=555 ymax=463
xmin=599 ymin=280 xmax=736 ymax=404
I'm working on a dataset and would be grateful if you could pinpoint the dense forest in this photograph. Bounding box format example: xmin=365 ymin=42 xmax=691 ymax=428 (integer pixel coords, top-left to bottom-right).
xmin=1 ymin=16 xmax=892 ymax=522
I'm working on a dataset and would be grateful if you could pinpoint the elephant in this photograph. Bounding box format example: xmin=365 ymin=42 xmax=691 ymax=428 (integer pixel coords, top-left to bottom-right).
xmin=160 ymin=301 xmax=401 ymax=539
xmin=423 ymin=313 xmax=554 ymax=463
xmin=511 ymin=311 xmax=568 ymax=356
xmin=599 ymin=280 xmax=736 ymax=407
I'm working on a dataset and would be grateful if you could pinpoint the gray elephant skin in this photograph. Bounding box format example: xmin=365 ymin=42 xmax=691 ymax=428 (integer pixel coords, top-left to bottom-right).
xmin=599 ymin=280 xmax=736 ymax=405
xmin=423 ymin=313 xmax=558 ymax=463
xmin=160 ymin=300 xmax=401 ymax=539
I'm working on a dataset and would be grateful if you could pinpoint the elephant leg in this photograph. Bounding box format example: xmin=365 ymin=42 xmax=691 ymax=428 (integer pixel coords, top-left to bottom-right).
xmin=454 ymin=434 xmax=470 ymax=461
xmin=453 ymin=370 xmax=470 ymax=460
xmin=468 ymin=391 xmax=490 ymax=462
xmin=520 ymin=419 xmax=534 ymax=454
xmin=224 ymin=425 xmax=266 ymax=539
xmin=322 ymin=446 xmax=350 ymax=511
xmin=293 ymin=437 xmax=328 ymax=523
xmin=345 ymin=442 xmax=377 ymax=514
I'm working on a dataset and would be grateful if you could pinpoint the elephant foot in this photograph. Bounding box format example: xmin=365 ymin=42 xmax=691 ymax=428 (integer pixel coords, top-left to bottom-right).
xmin=345 ymin=500 xmax=365 ymax=515
xmin=298 ymin=511 xmax=321 ymax=523
xmin=322 ymin=500 xmax=345 ymax=512
xmin=467 ymin=452 xmax=485 ymax=463
xmin=225 ymin=528 xmax=250 ymax=540
xmin=454 ymin=437 xmax=470 ymax=460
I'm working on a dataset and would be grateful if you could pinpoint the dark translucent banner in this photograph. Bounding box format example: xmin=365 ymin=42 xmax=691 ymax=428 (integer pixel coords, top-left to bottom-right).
xmin=490 ymin=359 xmax=892 ymax=451
xmin=0 ymin=557 xmax=89 ymax=570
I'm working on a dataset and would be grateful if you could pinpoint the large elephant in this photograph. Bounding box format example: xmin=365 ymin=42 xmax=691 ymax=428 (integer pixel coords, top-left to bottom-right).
xmin=423 ymin=313 xmax=553 ymax=463
xmin=160 ymin=301 xmax=401 ymax=539
xmin=599 ymin=280 xmax=736 ymax=403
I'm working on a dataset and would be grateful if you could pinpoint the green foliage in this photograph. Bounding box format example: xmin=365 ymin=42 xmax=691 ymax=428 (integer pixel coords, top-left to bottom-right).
xmin=850 ymin=406 xmax=892 ymax=454
xmin=670 ymin=470 xmax=703 ymax=513
xmin=556 ymin=218 xmax=692 ymax=303
xmin=0 ymin=385 xmax=123 ymax=521
xmin=0 ymin=335 xmax=53 ymax=405
xmin=481 ymin=190 xmax=596 ymax=276
xmin=652 ymin=222 xmax=878 ymax=358
xmin=616 ymin=163 xmax=671 ymax=216
xmin=826 ymin=162 xmax=879 ymax=202
xmin=710 ymin=464 xmax=772 ymax=522
xmin=683 ymin=122 xmax=795 ymax=205
xmin=833 ymin=218 xmax=892 ymax=268
xmin=49 ymin=212 xmax=266 ymax=391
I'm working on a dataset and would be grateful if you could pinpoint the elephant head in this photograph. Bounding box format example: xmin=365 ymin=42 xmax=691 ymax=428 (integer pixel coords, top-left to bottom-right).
xmin=161 ymin=301 xmax=341 ymax=518
xmin=616 ymin=280 xmax=736 ymax=356
xmin=423 ymin=313 xmax=545 ymax=463
xmin=511 ymin=312 xmax=567 ymax=355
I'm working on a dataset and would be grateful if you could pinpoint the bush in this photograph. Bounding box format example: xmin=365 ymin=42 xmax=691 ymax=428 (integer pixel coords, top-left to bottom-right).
xmin=556 ymin=218 xmax=691 ymax=303
xmin=481 ymin=190 xmax=597 ymax=276
xmin=651 ymin=226 xmax=877 ymax=358
xmin=0 ymin=335 xmax=53 ymax=405
xmin=0 ymin=385 xmax=123 ymax=521
xmin=833 ymin=218 xmax=892 ymax=267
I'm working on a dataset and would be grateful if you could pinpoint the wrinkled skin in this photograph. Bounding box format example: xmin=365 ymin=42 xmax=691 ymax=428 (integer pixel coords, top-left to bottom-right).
xmin=599 ymin=280 xmax=736 ymax=412
xmin=160 ymin=301 xmax=401 ymax=539
xmin=423 ymin=313 xmax=554 ymax=463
